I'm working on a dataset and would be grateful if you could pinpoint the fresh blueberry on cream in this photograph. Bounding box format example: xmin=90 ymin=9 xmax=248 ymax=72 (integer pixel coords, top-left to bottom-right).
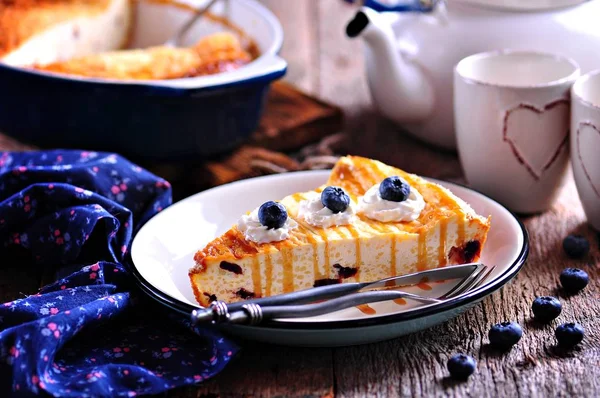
xmin=258 ymin=201 xmax=288 ymax=229
xmin=298 ymin=187 xmax=356 ymax=228
xmin=379 ymin=176 xmax=410 ymax=202
xmin=237 ymin=201 xmax=297 ymax=244
xmin=358 ymin=177 xmax=425 ymax=223
xmin=321 ymin=186 xmax=351 ymax=213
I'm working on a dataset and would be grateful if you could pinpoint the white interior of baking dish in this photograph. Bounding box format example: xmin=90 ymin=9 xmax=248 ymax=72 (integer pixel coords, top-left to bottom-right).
xmin=0 ymin=0 xmax=285 ymax=89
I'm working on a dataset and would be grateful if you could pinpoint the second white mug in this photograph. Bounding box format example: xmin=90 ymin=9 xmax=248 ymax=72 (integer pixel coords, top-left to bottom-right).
xmin=454 ymin=50 xmax=580 ymax=214
xmin=571 ymin=70 xmax=600 ymax=231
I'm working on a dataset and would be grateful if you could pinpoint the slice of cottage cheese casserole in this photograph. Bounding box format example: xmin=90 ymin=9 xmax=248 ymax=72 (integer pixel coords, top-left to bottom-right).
xmin=189 ymin=156 xmax=491 ymax=307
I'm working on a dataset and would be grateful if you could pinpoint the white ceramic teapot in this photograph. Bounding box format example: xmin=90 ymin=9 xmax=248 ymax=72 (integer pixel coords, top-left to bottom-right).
xmin=344 ymin=0 xmax=600 ymax=149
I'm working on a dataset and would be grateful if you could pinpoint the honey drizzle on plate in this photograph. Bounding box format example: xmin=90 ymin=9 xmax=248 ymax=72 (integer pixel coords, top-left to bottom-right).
xmin=438 ymin=218 xmax=448 ymax=266
xmin=393 ymin=298 xmax=407 ymax=305
xmin=356 ymin=304 xmax=376 ymax=315
xmin=417 ymin=229 xmax=428 ymax=271
xmin=251 ymin=256 xmax=262 ymax=297
xmin=264 ymin=252 xmax=273 ymax=297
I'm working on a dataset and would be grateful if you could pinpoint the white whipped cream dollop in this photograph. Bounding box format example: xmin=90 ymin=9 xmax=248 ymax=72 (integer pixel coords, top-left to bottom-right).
xmin=237 ymin=207 xmax=298 ymax=244
xmin=358 ymin=183 xmax=425 ymax=222
xmin=297 ymin=192 xmax=356 ymax=228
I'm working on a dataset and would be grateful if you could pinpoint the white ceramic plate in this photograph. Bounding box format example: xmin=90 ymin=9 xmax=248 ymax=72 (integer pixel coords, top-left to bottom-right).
xmin=130 ymin=171 xmax=528 ymax=347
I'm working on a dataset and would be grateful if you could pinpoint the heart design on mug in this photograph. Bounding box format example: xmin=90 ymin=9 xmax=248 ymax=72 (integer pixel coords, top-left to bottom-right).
xmin=577 ymin=122 xmax=600 ymax=198
xmin=503 ymin=100 xmax=569 ymax=180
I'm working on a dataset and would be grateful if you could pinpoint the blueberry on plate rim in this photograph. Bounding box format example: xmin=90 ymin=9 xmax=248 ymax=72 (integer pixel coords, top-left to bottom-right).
xmin=321 ymin=186 xmax=351 ymax=213
xmin=559 ymin=268 xmax=589 ymax=294
xmin=562 ymin=234 xmax=590 ymax=259
xmin=447 ymin=353 xmax=476 ymax=380
xmin=531 ymin=296 xmax=562 ymax=323
xmin=488 ymin=321 xmax=522 ymax=349
xmin=379 ymin=176 xmax=411 ymax=202
xmin=555 ymin=322 xmax=584 ymax=348
xmin=258 ymin=201 xmax=288 ymax=229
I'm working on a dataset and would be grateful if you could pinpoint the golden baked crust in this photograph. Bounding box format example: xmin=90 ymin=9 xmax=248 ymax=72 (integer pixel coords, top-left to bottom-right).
xmin=31 ymin=32 xmax=252 ymax=80
xmin=0 ymin=0 xmax=123 ymax=58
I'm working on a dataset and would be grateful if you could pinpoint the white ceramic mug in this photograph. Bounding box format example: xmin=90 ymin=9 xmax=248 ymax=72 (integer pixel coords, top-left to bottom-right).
xmin=454 ymin=50 xmax=580 ymax=214
xmin=571 ymin=70 xmax=600 ymax=230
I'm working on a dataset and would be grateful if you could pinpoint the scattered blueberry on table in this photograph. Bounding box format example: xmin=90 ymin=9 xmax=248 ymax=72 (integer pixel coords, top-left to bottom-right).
xmin=321 ymin=186 xmax=351 ymax=213
xmin=488 ymin=322 xmax=523 ymax=349
xmin=555 ymin=322 xmax=585 ymax=348
xmin=447 ymin=354 xmax=476 ymax=380
xmin=258 ymin=201 xmax=288 ymax=229
xmin=379 ymin=176 xmax=410 ymax=202
xmin=562 ymin=234 xmax=590 ymax=259
xmin=531 ymin=296 xmax=562 ymax=323
xmin=559 ymin=268 xmax=589 ymax=294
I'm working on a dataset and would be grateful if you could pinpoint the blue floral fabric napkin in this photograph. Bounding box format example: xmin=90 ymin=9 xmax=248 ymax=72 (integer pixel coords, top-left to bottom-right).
xmin=0 ymin=150 xmax=238 ymax=397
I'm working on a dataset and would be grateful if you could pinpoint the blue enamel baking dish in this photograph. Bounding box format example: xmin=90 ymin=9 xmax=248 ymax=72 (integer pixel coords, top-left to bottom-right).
xmin=0 ymin=0 xmax=286 ymax=160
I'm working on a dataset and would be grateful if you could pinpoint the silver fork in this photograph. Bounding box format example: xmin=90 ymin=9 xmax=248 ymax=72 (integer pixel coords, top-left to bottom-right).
xmin=190 ymin=263 xmax=495 ymax=326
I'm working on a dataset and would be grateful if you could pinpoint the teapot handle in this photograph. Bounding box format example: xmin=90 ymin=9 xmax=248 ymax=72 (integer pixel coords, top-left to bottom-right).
xmin=342 ymin=0 xmax=440 ymax=12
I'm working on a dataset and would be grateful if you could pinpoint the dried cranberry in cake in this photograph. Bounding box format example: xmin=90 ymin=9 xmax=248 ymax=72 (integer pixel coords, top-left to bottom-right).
xmin=203 ymin=292 xmax=218 ymax=303
xmin=314 ymin=279 xmax=341 ymax=287
xmin=220 ymin=261 xmax=243 ymax=275
xmin=449 ymin=240 xmax=482 ymax=264
xmin=333 ymin=264 xmax=358 ymax=279
xmin=235 ymin=288 xmax=256 ymax=299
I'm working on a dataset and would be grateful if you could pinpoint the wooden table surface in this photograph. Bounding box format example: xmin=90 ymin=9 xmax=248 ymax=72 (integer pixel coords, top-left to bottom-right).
xmin=1 ymin=1 xmax=598 ymax=397
xmin=185 ymin=1 xmax=600 ymax=397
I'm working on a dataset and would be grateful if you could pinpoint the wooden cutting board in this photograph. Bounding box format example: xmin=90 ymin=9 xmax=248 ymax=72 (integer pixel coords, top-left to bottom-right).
xmin=0 ymin=81 xmax=345 ymax=200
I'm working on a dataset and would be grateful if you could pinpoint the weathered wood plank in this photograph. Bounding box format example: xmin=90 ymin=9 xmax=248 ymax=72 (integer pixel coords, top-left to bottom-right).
xmin=176 ymin=342 xmax=334 ymax=398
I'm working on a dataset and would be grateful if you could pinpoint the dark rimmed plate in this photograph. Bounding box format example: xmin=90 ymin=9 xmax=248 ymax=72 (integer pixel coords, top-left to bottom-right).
xmin=130 ymin=170 xmax=528 ymax=346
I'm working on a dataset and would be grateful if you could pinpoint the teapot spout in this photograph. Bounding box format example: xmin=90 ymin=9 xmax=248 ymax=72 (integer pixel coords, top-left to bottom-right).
xmin=346 ymin=7 xmax=434 ymax=122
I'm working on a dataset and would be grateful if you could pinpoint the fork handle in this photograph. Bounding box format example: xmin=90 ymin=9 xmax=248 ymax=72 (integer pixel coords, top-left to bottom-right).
xmin=192 ymin=291 xmax=441 ymax=326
